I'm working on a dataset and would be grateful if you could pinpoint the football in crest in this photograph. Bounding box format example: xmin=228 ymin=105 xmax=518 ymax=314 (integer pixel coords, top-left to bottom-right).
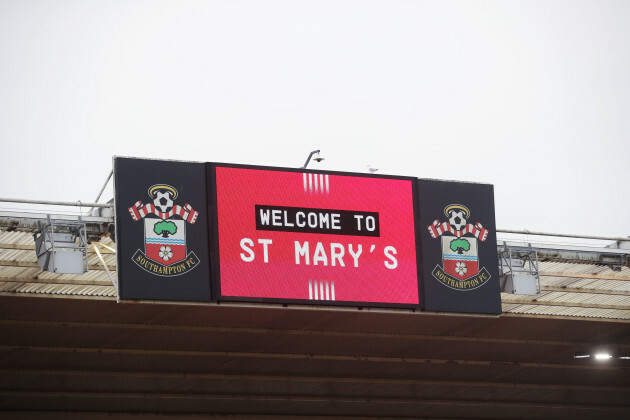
xmin=148 ymin=184 xmax=178 ymax=213
xmin=154 ymin=191 xmax=174 ymax=212
xmin=448 ymin=210 xmax=467 ymax=230
xmin=444 ymin=204 xmax=470 ymax=231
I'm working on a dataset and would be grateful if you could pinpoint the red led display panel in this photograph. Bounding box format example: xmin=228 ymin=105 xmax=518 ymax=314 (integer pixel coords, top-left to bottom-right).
xmin=214 ymin=165 xmax=420 ymax=306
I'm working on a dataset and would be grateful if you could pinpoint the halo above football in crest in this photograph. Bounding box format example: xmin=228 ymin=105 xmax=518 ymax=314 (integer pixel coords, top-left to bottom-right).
xmin=148 ymin=184 xmax=178 ymax=200
xmin=444 ymin=204 xmax=470 ymax=219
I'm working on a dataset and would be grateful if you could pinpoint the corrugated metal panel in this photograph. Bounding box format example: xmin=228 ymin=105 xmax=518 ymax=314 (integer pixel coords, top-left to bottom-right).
xmin=540 ymin=276 xmax=630 ymax=292
xmin=0 ymin=248 xmax=36 ymax=263
xmin=2 ymin=228 xmax=630 ymax=321
xmin=0 ymin=229 xmax=117 ymax=297
xmin=504 ymin=302 xmax=630 ymax=320
xmin=536 ymin=260 xmax=630 ymax=276
xmin=0 ymin=281 xmax=116 ymax=297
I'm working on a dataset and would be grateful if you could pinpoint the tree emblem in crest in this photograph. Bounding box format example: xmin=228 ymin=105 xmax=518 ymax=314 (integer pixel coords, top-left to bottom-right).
xmin=427 ymin=204 xmax=492 ymax=291
xmin=128 ymin=184 xmax=200 ymax=276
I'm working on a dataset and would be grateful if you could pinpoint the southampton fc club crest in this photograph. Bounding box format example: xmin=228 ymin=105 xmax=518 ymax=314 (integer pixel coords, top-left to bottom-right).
xmin=427 ymin=204 xmax=492 ymax=291
xmin=128 ymin=184 xmax=200 ymax=276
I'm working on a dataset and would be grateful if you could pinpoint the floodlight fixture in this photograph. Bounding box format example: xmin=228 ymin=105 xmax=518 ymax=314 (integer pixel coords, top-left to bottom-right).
xmin=573 ymin=352 xmax=590 ymax=359
xmin=301 ymin=150 xmax=324 ymax=168
xmin=573 ymin=348 xmax=629 ymax=361
xmin=594 ymin=352 xmax=613 ymax=360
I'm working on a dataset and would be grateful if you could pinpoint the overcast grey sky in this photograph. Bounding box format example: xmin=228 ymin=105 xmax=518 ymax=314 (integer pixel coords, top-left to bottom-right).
xmin=1 ymin=0 xmax=629 ymax=238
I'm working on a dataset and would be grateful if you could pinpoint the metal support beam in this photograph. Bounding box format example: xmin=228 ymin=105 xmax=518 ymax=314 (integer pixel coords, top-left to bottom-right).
xmin=91 ymin=243 xmax=118 ymax=296
xmin=1 ymin=318 xmax=628 ymax=348
xmin=497 ymin=229 xmax=630 ymax=243
xmin=0 ymin=260 xmax=115 ymax=271
xmin=540 ymin=272 xmax=630 ymax=281
xmin=0 ymin=344 xmax=627 ymax=371
xmin=502 ymin=298 xmax=630 ymax=311
xmin=1 ymin=368 xmax=627 ymax=393
xmin=0 ymin=277 xmax=113 ymax=287
xmin=0 ymin=389 xmax=628 ymax=411
xmin=541 ymin=286 xmax=630 ymax=296
xmin=0 ymin=198 xmax=111 ymax=208
xmin=0 ymin=211 xmax=112 ymax=226
xmin=92 ymin=170 xmax=113 ymax=207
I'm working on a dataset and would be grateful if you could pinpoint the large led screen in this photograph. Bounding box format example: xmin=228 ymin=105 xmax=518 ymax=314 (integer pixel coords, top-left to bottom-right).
xmin=213 ymin=165 xmax=420 ymax=306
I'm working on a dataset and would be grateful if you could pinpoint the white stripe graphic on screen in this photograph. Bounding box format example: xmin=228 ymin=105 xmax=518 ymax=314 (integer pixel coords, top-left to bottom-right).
xmin=308 ymin=281 xmax=336 ymax=301
xmin=303 ymin=173 xmax=330 ymax=195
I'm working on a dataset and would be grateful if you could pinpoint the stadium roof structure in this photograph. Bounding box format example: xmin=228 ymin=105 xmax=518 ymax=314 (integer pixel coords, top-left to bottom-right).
xmin=0 ymin=209 xmax=629 ymax=419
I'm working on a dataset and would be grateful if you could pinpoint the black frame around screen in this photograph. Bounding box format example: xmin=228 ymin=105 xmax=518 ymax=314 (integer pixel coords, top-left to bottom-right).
xmin=207 ymin=162 xmax=424 ymax=309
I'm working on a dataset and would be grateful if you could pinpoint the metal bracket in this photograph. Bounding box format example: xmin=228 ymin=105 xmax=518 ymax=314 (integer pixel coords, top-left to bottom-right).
xmin=33 ymin=215 xmax=89 ymax=274
xmin=600 ymin=253 xmax=623 ymax=272
xmin=499 ymin=242 xmax=541 ymax=295
xmin=92 ymin=241 xmax=118 ymax=300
